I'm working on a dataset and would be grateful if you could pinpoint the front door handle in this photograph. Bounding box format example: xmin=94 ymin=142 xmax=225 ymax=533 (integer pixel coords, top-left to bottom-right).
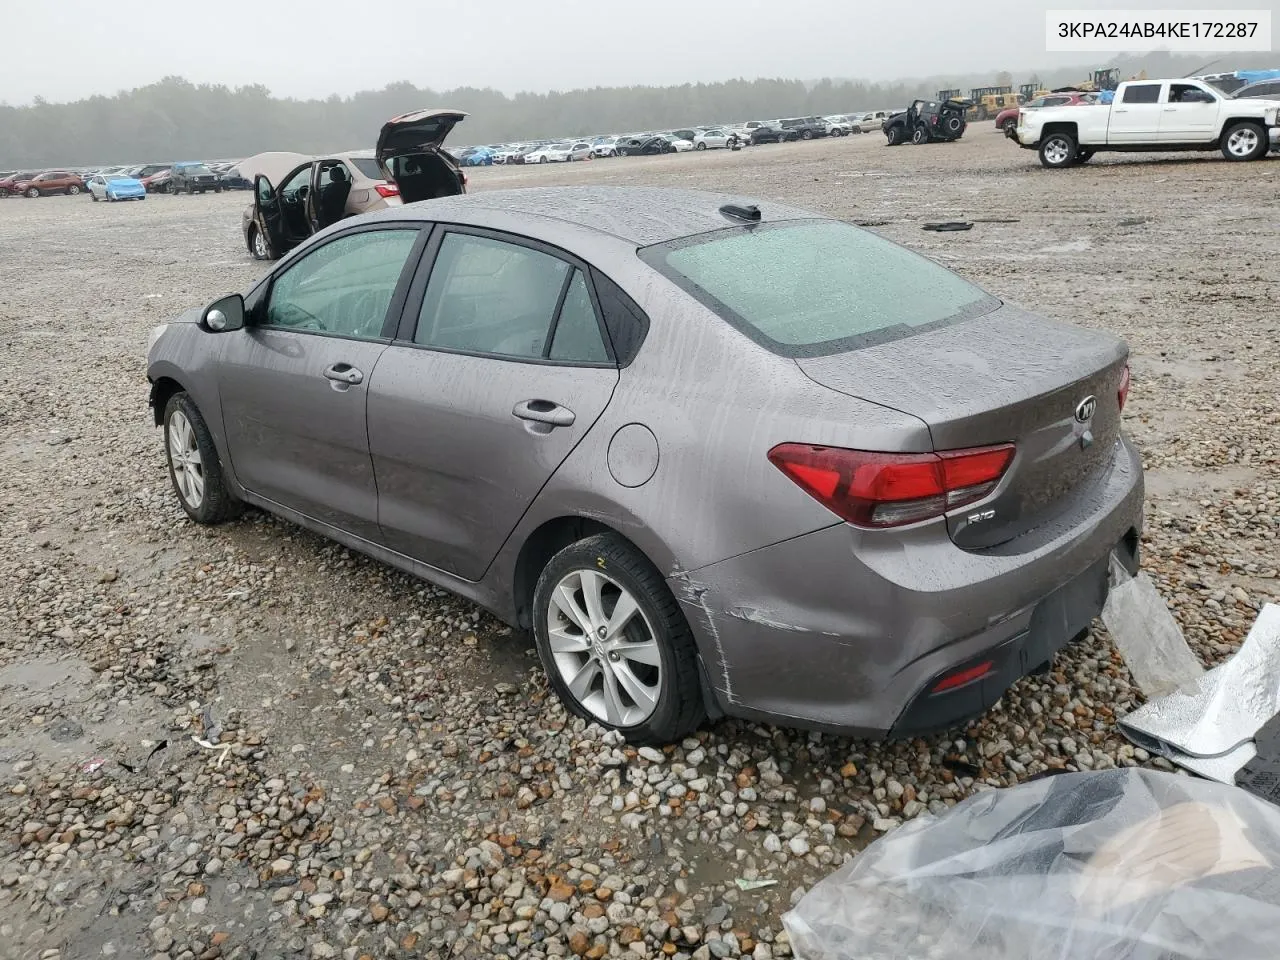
xmin=512 ymin=399 xmax=575 ymax=427
xmin=323 ymin=363 xmax=363 ymax=385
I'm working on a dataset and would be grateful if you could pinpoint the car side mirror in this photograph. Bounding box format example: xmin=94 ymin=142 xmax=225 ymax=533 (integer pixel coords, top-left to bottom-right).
xmin=201 ymin=293 xmax=245 ymax=333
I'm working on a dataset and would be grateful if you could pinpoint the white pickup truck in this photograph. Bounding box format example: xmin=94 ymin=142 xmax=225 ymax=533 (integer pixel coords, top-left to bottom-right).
xmin=1015 ymin=78 xmax=1280 ymax=168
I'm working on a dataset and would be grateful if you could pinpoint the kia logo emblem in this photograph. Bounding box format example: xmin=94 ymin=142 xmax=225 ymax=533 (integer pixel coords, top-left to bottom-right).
xmin=1074 ymin=396 xmax=1097 ymax=423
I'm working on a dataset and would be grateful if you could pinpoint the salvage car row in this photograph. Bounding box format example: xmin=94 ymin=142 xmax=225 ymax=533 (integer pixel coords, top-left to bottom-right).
xmin=0 ymin=160 xmax=252 ymax=198
xmin=447 ymin=113 xmax=897 ymax=164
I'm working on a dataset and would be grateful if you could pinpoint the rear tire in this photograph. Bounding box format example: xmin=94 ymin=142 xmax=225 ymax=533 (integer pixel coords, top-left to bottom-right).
xmin=696 ymin=141 xmax=706 ymax=150
xmin=67 ymin=184 xmax=80 ymax=195
xmin=1221 ymin=121 xmax=1266 ymax=161
xmin=163 ymin=393 xmax=244 ymax=526
xmin=1039 ymin=131 xmax=1078 ymax=168
xmin=532 ymin=533 xmax=705 ymax=745
xmin=91 ymin=192 xmax=99 ymax=202
xmin=1002 ymin=117 xmax=1017 ymax=135
xmin=25 ymin=187 xmax=39 ymax=198
xmin=801 ymin=129 xmax=813 ymax=140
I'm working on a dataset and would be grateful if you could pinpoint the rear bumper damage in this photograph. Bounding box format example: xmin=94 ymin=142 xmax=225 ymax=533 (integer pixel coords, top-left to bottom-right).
xmin=672 ymin=436 xmax=1144 ymax=738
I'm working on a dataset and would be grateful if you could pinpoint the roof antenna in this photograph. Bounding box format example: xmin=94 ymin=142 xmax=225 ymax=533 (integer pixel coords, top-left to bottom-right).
xmin=719 ymin=203 xmax=761 ymax=223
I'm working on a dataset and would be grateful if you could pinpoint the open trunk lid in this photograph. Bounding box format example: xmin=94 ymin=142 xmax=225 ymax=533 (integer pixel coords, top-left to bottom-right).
xmin=375 ymin=108 xmax=467 ymax=203
xmin=796 ymin=304 xmax=1129 ymax=549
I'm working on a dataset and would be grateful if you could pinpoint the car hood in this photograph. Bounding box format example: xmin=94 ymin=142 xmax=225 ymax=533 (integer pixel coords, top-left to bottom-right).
xmin=236 ymin=151 xmax=314 ymax=187
xmin=108 ymin=178 xmax=145 ymax=188
xmin=376 ymin=109 xmax=467 ymax=163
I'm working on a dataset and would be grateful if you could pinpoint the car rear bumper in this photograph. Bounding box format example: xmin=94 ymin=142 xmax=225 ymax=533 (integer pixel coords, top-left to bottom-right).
xmin=672 ymin=435 xmax=1144 ymax=738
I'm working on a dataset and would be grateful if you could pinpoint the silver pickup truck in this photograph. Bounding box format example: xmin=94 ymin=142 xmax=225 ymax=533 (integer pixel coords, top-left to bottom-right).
xmin=1015 ymin=78 xmax=1280 ymax=168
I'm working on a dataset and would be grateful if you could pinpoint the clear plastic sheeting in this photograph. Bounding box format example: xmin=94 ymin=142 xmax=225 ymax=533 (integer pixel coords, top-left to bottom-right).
xmin=1101 ymin=565 xmax=1203 ymax=700
xmin=782 ymin=768 xmax=1280 ymax=960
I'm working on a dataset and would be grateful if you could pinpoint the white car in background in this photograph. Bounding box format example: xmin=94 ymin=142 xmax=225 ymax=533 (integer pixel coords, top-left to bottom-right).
xmin=823 ymin=115 xmax=854 ymax=136
xmin=568 ymin=142 xmax=594 ymax=161
xmin=493 ymin=145 xmax=527 ymax=164
xmin=692 ymin=129 xmax=736 ymax=149
xmin=666 ymin=136 xmax=694 ymax=152
xmin=524 ymin=142 xmax=573 ymax=163
xmin=591 ymin=137 xmax=619 ymax=157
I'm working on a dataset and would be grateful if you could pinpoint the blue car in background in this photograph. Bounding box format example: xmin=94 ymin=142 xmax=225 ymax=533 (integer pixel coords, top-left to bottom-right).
xmin=459 ymin=146 xmax=496 ymax=166
xmin=87 ymin=173 xmax=146 ymax=202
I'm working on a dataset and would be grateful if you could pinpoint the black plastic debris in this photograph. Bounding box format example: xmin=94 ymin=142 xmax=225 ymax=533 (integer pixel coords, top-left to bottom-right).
xmin=719 ymin=203 xmax=761 ymax=222
xmin=1237 ymin=713 xmax=1280 ymax=805
xmin=922 ymin=221 xmax=973 ymax=232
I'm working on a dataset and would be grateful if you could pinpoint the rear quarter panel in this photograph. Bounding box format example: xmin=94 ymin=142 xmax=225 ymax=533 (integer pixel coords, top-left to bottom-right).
xmin=491 ymin=253 xmax=933 ymax=585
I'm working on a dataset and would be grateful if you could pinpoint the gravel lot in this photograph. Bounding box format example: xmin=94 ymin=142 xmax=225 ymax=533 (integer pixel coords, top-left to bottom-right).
xmin=1 ymin=131 xmax=1277 ymax=960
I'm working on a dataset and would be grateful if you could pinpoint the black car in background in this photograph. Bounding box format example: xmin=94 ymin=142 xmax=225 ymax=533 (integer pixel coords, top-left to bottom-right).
xmin=615 ymin=135 xmax=675 ymax=155
xmin=749 ymin=124 xmax=798 ymax=145
xmin=779 ymin=117 xmax=829 ymax=140
xmin=213 ymin=163 xmax=252 ymax=190
xmin=170 ymin=162 xmax=222 ymax=194
xmin=882 ymin=99 xmax=968 ymax=145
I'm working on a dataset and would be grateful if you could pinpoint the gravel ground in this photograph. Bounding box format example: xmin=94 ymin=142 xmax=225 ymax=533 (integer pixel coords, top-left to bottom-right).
xmin=1 ymin=131 xmax=1277 ymax=960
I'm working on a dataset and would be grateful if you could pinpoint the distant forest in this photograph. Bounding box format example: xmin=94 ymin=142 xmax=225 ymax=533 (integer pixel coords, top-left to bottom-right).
xmin=2 ymin=51 xmax=1274 ymax=166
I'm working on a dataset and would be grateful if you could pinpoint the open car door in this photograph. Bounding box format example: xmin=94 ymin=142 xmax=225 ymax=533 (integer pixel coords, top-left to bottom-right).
xmin=253 ymin=175 xmax=288 ymax=260
xmin=375 ymin=108 xmax=468 ymax=204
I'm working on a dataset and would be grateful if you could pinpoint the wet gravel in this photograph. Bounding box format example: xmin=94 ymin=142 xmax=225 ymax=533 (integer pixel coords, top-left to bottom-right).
xmin=1 ymin=132 xmax=1277 ymax=959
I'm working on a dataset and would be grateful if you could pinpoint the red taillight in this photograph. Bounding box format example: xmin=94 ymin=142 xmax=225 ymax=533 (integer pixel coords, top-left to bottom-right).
xmin=374 ymin=183 xmax=399 ymax=198
xmin=767 ymin=442 xmax=1015 ymax=529
xmin=932 ymin=660 xmax=994 ymax=693
xmin=1117 ymin=364 xmax=1130 ymax=413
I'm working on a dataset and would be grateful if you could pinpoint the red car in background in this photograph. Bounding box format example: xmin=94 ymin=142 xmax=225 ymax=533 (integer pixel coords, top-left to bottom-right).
xmin=996 ymin=92 xmax=1098 ymax=137
xmin=0 ymin=170 xmax=41 ymax=198
xmin=12 ymin=170 xmax=85 ymax=197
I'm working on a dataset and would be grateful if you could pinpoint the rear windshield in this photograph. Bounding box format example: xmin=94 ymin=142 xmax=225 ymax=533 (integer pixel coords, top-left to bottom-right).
xmin=349 ymin=157 xmax=383 ymax=179
xmin=640 ymin=220 xmax=997 ymax=357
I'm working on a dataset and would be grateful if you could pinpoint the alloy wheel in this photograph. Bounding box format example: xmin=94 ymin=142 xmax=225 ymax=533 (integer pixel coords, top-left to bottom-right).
xmin=168 ymin=410 xmax=205 ymax=509
xmin=1227 ymin=127 xmax=1259 ymax=157
xmin=546 ymin=569 xmax=662 ymax=727
xmin=252 ymin=229 xmax=267 ymax=259
xmin=1044 ymin=137 xmax=1072 ymax=165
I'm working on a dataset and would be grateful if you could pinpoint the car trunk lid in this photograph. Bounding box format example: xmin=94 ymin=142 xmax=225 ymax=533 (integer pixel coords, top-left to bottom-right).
xmin=796 ymin=304 xmax=1128 ymax=549
xmin=376 ymin=108 xmax=468 ymax=204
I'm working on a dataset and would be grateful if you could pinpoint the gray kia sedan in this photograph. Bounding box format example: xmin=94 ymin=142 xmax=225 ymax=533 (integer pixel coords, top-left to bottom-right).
xmin=146 ymin=186 xmax=1143 ymax=745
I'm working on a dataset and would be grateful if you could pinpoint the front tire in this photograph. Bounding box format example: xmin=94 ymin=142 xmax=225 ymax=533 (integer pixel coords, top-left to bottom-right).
xmin=695 ymin=141 xmax=706 ymax=150
xmin=1039 ymin=131 xmax=1078 ymax=168
xmin=1221 ymin=121 xmax=1266 ymax=161
xmin=25 ymin=187 xmax=39 ymax=198
xmin=532 ymin=533 xmax=705 ymax=745
xmin=885 ymin=126 xmax=901 ymax=146
xmin=163 ymin=393 xmax=243 ymax=525
xmin=801 ymin=129 xmax=813 ymax=140
xmin=249 ymin=225 xmax=271 ymax=261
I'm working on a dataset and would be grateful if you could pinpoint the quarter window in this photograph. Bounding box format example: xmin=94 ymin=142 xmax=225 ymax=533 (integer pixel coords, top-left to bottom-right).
xmin=415 ymin=232 xmax=608 ymax=363
xmin=264 ymin=229 xmax=418 ymax=340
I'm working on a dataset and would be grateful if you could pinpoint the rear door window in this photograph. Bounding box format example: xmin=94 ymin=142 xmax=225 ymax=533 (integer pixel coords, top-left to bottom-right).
xmin=414 ymin=232 xmax=611 ymax=364
xmin=1121 ymin=83 xmax=1161 ymax=104
xmin=641 ymin=220 xmax=996 ymax=357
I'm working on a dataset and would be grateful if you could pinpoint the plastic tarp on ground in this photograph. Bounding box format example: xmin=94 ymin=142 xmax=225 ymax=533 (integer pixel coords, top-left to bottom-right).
xmin=783 ymin=768 xmax=1280 ymax=960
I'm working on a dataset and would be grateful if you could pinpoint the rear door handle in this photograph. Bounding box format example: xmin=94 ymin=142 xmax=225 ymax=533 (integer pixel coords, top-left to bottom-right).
xmin=512 ymin=399 xmax=575 ymax=427
xmin=323 ymin=363 xmax=363 ymax=385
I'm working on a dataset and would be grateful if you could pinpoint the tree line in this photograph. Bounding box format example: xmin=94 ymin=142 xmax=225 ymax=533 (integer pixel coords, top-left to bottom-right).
xmin=1 ymin=51 xmax=1270 ymax=167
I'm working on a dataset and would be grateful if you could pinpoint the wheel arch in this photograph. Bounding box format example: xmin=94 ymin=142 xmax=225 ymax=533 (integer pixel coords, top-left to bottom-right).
xmin=1219 ymin=117 xmax=1267 ymax=142
xmin=511 ymin=516 xmax=661 ymax=630
xmin=1040 ymin=120 xmax=1080 ymax=141
xmin=149 ymin=373 xmax=187 ymax=426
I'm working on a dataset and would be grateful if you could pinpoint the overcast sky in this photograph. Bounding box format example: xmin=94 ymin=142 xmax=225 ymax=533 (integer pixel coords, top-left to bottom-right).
xmin=3 ymin=0 xmax=1276 ymax=105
